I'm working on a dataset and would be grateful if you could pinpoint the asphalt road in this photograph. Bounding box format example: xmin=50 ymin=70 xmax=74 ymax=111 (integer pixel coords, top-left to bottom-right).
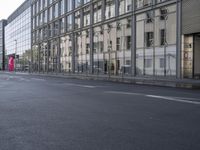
xmin=0 ymin=73 xmax=200 ymax=150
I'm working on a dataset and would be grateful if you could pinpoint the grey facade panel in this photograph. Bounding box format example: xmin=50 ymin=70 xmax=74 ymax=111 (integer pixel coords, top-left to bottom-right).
xmin=182 ymin=0 xmax=200 ymax=34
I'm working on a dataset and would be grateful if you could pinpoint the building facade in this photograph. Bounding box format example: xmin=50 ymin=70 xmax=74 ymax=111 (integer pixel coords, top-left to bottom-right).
xmin=182 ymin=0 xmax=200 ymax=79
xmin=5 ymin=0 xmax=31 ymax=71
xmin=0 ymin=20 xmax=7 ymax=70
xmin=29 ymin=0 xmax=198 ymax=79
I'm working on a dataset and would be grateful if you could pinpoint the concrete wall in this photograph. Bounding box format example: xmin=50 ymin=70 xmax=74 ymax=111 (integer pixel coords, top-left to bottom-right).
xmin=182 ymin=0 xmax=200 ymax=34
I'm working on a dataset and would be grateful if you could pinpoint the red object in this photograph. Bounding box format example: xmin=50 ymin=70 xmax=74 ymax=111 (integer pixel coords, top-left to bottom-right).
xmin=9 ymin=56 xmax=14 ymax=71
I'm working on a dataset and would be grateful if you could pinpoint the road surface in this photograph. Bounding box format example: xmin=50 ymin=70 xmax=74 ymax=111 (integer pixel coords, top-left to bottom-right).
xmin=0 ymin=73 xmax=200 ymax=150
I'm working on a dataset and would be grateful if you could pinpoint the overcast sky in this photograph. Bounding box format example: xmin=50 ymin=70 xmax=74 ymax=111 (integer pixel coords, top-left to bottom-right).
xmin=0 ymin=0 xmax=25 ymax=19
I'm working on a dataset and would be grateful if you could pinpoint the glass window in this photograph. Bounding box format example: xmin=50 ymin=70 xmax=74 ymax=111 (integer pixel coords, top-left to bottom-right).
xmin=75 ymin=0 xmax=81 ymax=8
xmin=136 ymin=0 xmax=152 ymax=9
xmin=67 ymin=0 xmax=73 ymax=12
xmin=83 ymin=6 xmax=90 ymax=27
xmin=60 ymin=35 xmax=72 ymax=72
xmin=84 ymin=0 xmax=90 ymax=4
xmin=119 ymin=0 xmax=132 ymax=15
xmin=61 ymin=0 xmax=65 ymax=15
xmin=49 ymin=7 xmax=53 ymax=21
xmin=49 ymin=39 xmax=59 ymax=72
xmin=136 ymin=4 xmax=177 ymax=76
xmin=75 ymin=11 xmax=81 ymax=29
xmin=67 ymin=15 xmax=73 ymax=31
xmin=105 ymin=0 xmax=115 ymax=19
xmin=44 ymin=0 xmax=47 ymax=8
xmin=54 ymin=21 xmax=59 ymax=36
xmin=60 ymin=18 xmax=65 ymax=33
xmin=94 ymin=1 xmax=102 ymax=23
xmin=43 ymin=10 xmax=47 ymax=23
xmin=54 ymin=3 xmax=59 ymax=18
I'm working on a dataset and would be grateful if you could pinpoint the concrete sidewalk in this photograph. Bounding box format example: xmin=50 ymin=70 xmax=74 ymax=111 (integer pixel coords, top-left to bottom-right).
xmin=1 ymin=71 xmax=200 ymax=89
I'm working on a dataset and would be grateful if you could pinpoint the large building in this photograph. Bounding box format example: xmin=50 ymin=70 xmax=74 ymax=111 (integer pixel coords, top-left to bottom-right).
xmin=4 ymin=0 xmax=199 ymax=80
xmin=5 ymin=0 xmax=31 ymax=71
xmin=0 ymin=20 xmax=7 ymax=70
xmin=182 ymin=0 xmax=200 ymax=79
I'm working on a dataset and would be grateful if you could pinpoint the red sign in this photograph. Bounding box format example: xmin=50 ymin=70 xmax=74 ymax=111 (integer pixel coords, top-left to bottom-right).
xmin=9 ymin=56 xmax=14 ymax=71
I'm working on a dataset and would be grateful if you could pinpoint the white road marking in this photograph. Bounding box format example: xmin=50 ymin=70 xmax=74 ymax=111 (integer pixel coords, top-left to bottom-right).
xmin=146 ymin=95 xmax=200 ymax=105
xmin=168 ymin=96 xmax=200 ymax=101
xmin=104 ymin=91 xmax=200 ymax=105
xmin=31 ymin=78 xmax=45 ymax=81
xmin=65 ymin=83 xmax=96 ymax=88
xmin=19 ymin=78 xmax=30 ymax=82
xmin=105 ymin=91 xmax=142 ymax=96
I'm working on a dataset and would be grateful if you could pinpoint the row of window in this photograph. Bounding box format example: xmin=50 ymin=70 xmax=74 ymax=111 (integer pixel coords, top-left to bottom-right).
xmin=33 ymin=0 xmax=171 ymax=32
xmin=32 ymin=0 xmax=168 ymax=16
xmin=32 ymin=0 xmax=91 ymax=17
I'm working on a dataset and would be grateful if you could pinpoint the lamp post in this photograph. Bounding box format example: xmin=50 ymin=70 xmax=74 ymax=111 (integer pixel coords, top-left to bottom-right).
xmin=14 ymin=39 xmax=17 ymax=72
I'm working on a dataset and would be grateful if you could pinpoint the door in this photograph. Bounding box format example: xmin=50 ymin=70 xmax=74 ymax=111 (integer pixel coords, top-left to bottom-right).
xmin=183 ymin=35 xmax=193 ymax=78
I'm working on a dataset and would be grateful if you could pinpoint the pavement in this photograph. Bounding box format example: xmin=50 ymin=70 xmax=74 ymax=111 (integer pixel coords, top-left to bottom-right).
xmin=0 ymin=72 xmax=200 ymax=150
xmin=2 ymin=71 xmax=200 ymax=89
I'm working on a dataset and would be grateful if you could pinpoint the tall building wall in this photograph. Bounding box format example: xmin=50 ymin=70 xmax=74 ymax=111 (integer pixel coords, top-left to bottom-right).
xmin=5 ymin=0 xmax=31 ymax=71
xmin=31 ymin=0 xmax=180 ymax=78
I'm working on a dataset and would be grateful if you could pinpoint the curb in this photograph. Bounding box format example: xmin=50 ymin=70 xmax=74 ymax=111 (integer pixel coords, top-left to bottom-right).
xmin=1 ymin=71 xmax=200 ymax=89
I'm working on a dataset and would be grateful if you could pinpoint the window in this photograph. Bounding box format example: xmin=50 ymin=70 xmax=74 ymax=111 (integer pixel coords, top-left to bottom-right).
xmin=126 ymin=60 xmax=131 ymax=65
xmin=43 ymin=10 xmax=47 ymax=23
xmin=86 ymin=44 xmax=90 ymax=54
xmin=60 ymin=18 xmax=65 ymax=33
xmin=146 ymin=11 xmax=153 ymax=23
xmin=136 ymin=0 xmax=151 ymax=9
xmin=67 ymin=15 xmax=73 ymax=31
xmin=127 ymin=19 xmax=131 ymax=28
xmin=145 ymin=32 xmax=154 ymax=47
xmin=54 ymin=21 xmax=59 ymax=35
xmin=157 ymin=0 xmax=167 ymax=4
xmin=160 ymin=8 xmax=168 ymax=20
xmin=54 ymin=3 xmax=59 ymax=18
xmin=94 ymin=1 xmax=102 ymax=23
xmin=75 ymin=11 xmax=81 ymax=29
xmin=127 ymin=36 xmax=131 ymax=50
xmin=49 ymin=7 xmax=53 ymax=21
xmin=75 ymin=0 xmax=81 ymax=8
xmin=60 ymin=0 xmax=65 ymax=15
xmin=84 ymin=0 xmax=90 ymax=4
xmin=160 ymin=29 xmax=166 ymax=46
xmin=67 ymin=0 xmax=73 ymax=12
xmin=83 ymin=6 xmax=90 ymax=27
xmin=145 ymin=59 xmax=152 ymax=68
xmin=160 ymin=58 xmax=165 ymax=68
xmin=116 ymin=37 xmax=120 ymax=51
xmin=119 ymin=0 xmax=132 ymax=15
xmin=105 ymin=0 xmax=115 ymax=19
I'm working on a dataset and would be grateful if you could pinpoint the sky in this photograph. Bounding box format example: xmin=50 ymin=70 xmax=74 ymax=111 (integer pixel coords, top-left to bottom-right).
xmin=0 ymin=0 xmax=25 ymax=20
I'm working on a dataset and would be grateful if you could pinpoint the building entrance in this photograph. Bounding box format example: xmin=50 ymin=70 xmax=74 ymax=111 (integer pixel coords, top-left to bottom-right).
xmin=183 ymin=34 xmax=200 ymax=79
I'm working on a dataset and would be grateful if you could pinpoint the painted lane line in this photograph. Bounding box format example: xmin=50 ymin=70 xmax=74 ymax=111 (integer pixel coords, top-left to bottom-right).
xmin=104 ymin=91 xmax=200 ymax=105
xmin=65 ymin=83 xmax=96 ymax=88
xmin=31 ymin=78 xmax=45 ymax=81
xmin=19 ymin=78 xmax=30 ymax=82
xmin=146 ymin=95 xmax=200 ymax=105
xmin=104 ymin=91 xmax=142 ymax=96
xmin=168 ymin=96 xmax=200 ymax=101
